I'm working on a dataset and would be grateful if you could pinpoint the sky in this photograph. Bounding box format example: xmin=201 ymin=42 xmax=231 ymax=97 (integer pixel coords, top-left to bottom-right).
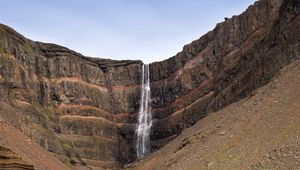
xmin=0 ymin=0 xmax=256 ymax=64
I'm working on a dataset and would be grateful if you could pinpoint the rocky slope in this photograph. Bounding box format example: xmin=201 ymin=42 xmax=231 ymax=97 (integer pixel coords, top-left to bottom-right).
xmin=148 ymin=0 xmax=300 ymax=151
xmin=128 ymin=58 xmax=300 ymax=170
xmin=0 ymin=146 xmax=34 ymax=170
xmin=0 ymin=121 xmax=68 ymax=169
xmin=0 ymin=0 xmax=299 ymax=169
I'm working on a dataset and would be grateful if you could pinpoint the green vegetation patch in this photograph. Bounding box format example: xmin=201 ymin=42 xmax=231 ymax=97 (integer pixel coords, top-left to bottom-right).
xmin=8 ymin=89 xmax=18 ymax=99
xmin=24 ymin=40 xmax=33 ymax=53
xmin=0 ymin=26 xmax=6 ymax=35
xmin=0 ymin=47 xmax=3 ymax=54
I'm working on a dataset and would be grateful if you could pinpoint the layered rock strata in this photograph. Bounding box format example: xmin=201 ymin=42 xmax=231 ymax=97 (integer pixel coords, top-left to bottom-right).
xmin=0 ymin=24 xmax=142 ymax=168
xmin=149 ymin=0 xmax=300 ymax=150
xmin=0 ymin=0 xmax=299 ymax=169
xmin=0 ymin=146 xmax=34 ymax=170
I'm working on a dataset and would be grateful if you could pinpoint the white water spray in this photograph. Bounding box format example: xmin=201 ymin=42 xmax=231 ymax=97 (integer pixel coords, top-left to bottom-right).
xmin=136 ymin=64 xmax=152 ymax=159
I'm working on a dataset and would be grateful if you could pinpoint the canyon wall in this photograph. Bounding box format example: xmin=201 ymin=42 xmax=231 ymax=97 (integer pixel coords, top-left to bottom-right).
xmin=0 ymin=0 xmax=300 ymax=169
xmin=0 ymin=24 xmax=143 ymax=168
xmin=149 ymin=0 xmax=300 ymax=150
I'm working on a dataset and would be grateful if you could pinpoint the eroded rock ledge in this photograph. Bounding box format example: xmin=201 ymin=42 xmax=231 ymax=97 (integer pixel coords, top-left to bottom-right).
xmin=0 ymin=0 xmax=300 ymax=169
xmin=0 ymin=146 xmax=34 ymax=170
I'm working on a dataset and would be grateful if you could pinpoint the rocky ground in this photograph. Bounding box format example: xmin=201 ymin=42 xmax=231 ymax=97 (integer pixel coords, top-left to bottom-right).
xmin=128 ymin=60 xmax=300 ymax=170
xmin=0 ymin=121 xmax=69 ymax=170
xmin=0 ymin=145 xmax=34 ymax=170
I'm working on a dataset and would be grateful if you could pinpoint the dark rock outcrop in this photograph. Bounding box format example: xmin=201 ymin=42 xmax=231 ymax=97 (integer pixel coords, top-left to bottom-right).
xmin=0 ymin=146 xmax=34 ymax=170
xmin=0 ymin=0 xmax=300 ymax=169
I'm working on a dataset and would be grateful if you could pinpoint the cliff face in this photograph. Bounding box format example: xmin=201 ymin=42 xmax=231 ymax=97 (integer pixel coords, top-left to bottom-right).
xmin=0 ymin=0 xmax=300 ymax=169
xmin=149 ymin=0 xmax=300 ymax=149
xmin=0 ymin=24 xmax=143 ymax=168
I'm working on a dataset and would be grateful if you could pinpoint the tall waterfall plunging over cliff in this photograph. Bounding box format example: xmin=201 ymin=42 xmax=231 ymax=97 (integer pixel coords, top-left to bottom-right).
xmin=136 ymin=64 xmax=152 ymax=159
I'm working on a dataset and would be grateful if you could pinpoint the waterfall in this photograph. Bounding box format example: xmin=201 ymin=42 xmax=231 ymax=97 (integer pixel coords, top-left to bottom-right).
xmin=136 ymin=64 xmax=152 ymax=159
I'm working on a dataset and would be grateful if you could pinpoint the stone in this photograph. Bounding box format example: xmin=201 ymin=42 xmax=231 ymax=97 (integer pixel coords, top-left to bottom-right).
xmin=220 ymin=131 xmax=226 ymax=136
xmin=0 ymin=146 xmax=34 ymax=170
xmin=0 ymin=0 xmax=300 ymax=169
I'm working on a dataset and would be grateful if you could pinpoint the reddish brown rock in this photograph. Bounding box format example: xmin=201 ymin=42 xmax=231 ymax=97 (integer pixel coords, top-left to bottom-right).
xmin=0 ymin=146 xmax=34 ymax=170
xmin=0 ymin=0 xmax=300 ymax=169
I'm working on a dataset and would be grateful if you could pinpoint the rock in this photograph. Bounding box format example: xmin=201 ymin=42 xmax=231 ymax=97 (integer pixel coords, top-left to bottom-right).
xmin=0 ymin=146 xmax=34 ymax=170
xmin=220 ymin=131 xmax=226 ymax=136
xmin=0 ymin=0 xmax=300 ymax=169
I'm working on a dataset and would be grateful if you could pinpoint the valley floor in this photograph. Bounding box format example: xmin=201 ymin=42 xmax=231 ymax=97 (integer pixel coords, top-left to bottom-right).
xmin=128 ymin=60 xmax=300 ymax=170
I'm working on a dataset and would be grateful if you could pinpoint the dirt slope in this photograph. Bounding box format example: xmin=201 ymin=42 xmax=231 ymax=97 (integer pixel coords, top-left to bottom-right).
xmin=128 ymin=59 xmax=300 ymax=170
xmin=0 ymin=120 xmax=69 ymax=170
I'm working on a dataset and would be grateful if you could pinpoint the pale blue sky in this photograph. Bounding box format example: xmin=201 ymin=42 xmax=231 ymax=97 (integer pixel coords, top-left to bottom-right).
xmin=0 ymin=0 xmax=256 ymax=63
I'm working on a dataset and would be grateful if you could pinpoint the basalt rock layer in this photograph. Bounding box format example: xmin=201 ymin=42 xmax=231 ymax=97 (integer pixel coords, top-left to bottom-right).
xmin=0 ymin=23 xmax=143 ymax=168
xmin=149 ymin=0 xmax=300 ymax=149
xmin=0 ymin=146 xmax=34 ymax=170
xmin=0 ymin=0 xmax=300 ymax=169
